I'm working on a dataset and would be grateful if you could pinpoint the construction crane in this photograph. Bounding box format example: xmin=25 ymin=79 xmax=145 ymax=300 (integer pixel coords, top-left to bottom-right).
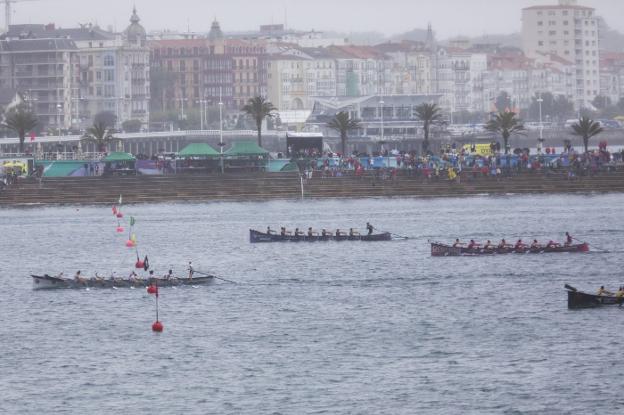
xmin=1 ymin=0 xmax=40 ymax=31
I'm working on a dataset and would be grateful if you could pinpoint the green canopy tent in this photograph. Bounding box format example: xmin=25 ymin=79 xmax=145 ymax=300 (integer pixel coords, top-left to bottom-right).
xmin=178 ymin=143 xmax=220 ymax=157
xmin=103 ymin=152 xmax=136 ymax=175
xmin=177 ymin=143 xmax=221 ymax=173
xmin=224 ymin=141 xmax=269 ymax=157
xmin=224 ymin=141 xmax=269 ymax=172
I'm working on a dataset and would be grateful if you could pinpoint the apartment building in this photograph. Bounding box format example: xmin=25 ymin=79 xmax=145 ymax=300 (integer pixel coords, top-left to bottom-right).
xmin=521 ymin=0 xmax=599 ymax=108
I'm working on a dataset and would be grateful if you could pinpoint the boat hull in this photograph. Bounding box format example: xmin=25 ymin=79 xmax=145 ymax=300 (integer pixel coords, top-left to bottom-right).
xmin=31 ymin=274 xmax=214 ymax=290
xmin=250 ymin=229 xmax=392 ymax=243
xmin=567 ymin=289 xmax=623 ymax=309
xmin=431 ymin=242 xmax=589 ymax=256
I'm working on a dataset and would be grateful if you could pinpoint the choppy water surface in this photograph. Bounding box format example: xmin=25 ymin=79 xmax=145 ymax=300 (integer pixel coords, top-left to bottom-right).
xmin=1 ymin=195 xmax=624 ymax=414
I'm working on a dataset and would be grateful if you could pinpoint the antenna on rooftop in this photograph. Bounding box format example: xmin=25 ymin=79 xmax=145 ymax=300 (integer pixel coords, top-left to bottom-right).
xmin=2 ymin=0 xmax=40 ymax=31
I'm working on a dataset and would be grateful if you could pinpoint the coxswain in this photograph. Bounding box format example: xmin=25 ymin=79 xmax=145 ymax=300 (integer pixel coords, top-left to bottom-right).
xmin=530 ymin=239 xmax=541 ymax=249
xmin=452 ymin=238 xmax=462 ymax=248
xmin=366 ymin=222 xmax=374 ymax=235
xmin=597 ymin=286 xmax=613 ymax=296
xmin=564 ymin=232 xmax=573 ymax=246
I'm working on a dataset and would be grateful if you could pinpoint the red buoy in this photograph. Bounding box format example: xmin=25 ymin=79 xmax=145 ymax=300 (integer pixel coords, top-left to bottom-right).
xmin=135 ymin=260 xmax=145 ymax=269
xmin=152 ymin=321 xmax=163 ymax=332
xmin=116 ymin=226 xmax=124 ymax=233
xmin=116 ymin=213 xmax=124 ymax=218
xmin=147 ymin=285 xmax=158 ymax=295
xmin=126 ymin=240 xmax=135 ymax=247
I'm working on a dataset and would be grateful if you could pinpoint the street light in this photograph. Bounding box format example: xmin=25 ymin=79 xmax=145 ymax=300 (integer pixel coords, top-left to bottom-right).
xmin=379 ymin=99 xmax=385 ymax=142
xmin=219 ymin=88 xmax=224 ymax=174
xmin=537 ymin=93 xmax=544 ymax=155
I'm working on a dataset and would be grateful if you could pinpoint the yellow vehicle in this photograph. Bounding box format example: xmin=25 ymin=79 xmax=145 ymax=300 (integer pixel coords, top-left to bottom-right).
xmin=2 ymin=160 xmax=28 ymax=175
xmin=463 ymin=144 xmax=493 ymax=156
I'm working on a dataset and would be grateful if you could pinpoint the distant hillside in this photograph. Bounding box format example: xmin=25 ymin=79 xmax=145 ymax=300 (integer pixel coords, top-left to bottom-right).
xmin=323 ymin=31 xmax=385 ymax=46
xmin=599 ymin=18 xmax=624 ymax=52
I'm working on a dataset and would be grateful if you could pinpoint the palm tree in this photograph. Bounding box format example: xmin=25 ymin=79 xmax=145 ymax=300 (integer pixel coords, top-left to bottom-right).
xmin=571 ymin=116 xmax=603 ymax=154
xmin=3 ymin=104 xmax=38 ymax=153
xmin=81 ymin=122 xmax=120 ymax=152
xmin=484 ymin=111 xmax=526 ymax=154
xmin=414 ymin=103 xmax=443 ymax=155
xmin=242 ymin=96 xmax=276 ymax=148
xmin=327 ymin=111 xmax=360 ymax=156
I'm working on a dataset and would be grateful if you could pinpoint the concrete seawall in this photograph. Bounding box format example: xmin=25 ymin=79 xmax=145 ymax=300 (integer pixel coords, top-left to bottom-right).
xmin=1 ymin=171 xmax=624 ymax=206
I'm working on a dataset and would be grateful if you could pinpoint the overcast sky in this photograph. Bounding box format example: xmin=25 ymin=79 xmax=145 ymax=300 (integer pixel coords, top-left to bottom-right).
xmin=11 ymin=0 xmax=624 ymax=38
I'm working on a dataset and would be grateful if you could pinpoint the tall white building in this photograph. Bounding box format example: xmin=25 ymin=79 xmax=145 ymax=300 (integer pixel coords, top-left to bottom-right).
xmin=521 ymin=0 xmax=599 ymax=108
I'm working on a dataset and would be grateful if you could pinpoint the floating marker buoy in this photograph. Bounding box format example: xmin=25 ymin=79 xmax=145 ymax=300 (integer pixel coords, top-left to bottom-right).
xmin=116 ymin=227 xmax=124 ymax=233
xmin=152 ymin=321 xmax=163 ymax=332
xmin=147 ymin=284 xmax=158 ymax=295
xmin=116 ymin=213 xmax=123 ymax=218
xmin=135 ymin=260 xmax=145 ymax=269
xmin=126 ymin=240 xmax=135 ymax=247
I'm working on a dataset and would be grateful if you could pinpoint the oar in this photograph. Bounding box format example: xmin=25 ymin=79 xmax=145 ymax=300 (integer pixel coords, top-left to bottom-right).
xmin=564 ymin=284 xmax=577 ymax=292
xmin=573 ymin=237 xmax=609 ymax=253
xmin=193 ymin=269 xmax=238 ymax=284
xmin=373 ymin=226 xmax=410 ymax=240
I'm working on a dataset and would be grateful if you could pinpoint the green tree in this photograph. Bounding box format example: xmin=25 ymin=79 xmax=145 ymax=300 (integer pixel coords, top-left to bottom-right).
xmin=494 ymin=91 xmax=512 ymax=113
xmin=3 ymin=104 xmax=38 ymax=153
xmin=81 ymin=122 xmax=121 ymax=152
xmin=571 ymin=116 xmax=603 ymax=154
xmin=242 ymin=96 xmax=276 ymax=148
xmin=484 ymin=111 xmax=526 ymax=154
xmin=415 ymin=103 xmax=443 ymax=154
xmin=94 ymin=111 xmax=117 ymax=128
xmin=327 ymin=111 xmax=360 ymax=156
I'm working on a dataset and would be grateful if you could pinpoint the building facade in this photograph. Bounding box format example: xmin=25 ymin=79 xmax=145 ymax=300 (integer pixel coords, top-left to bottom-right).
xmin=521 ymin=0 xmax=599 ymax=108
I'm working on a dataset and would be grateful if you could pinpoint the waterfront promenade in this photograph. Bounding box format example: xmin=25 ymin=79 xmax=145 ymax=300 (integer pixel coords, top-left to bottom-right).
xmin=1 ymin=169 xmax=624 ymax=205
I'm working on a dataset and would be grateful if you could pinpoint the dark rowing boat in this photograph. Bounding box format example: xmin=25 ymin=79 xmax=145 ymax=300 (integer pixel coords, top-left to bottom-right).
xmin=250 ymin=229 xmax=392 ymax=243
xmin=566 ymin=284 xmax=623 ymax=309
xmin=430 ymin=242 xmax=589 ymax=256
xmin=31 ymin=274 xmax=215 ymax=290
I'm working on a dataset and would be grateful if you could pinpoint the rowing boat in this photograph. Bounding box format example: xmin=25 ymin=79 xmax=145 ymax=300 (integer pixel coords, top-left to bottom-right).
xmin=249 ymin=229 xmax=392 ymax=243
xmin=31 ymin=274 xmax=214 ymax=290
xmin=430 ymin=242 xmax=589 ymax=256
xmin=566 ymin=284 xmax=623 ymax=309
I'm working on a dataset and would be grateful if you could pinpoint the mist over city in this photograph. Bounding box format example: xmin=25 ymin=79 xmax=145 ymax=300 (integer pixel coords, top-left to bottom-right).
xmin=1 ymin=1 xmax=624 ymax=414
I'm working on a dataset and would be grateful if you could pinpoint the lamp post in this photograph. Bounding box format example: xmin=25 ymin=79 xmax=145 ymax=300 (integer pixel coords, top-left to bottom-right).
xmin=379 ymin=98 xmax=385 ymax=142
xmin=56 ymin=103 xmax=63 ymax=139
xmin=219 ymin=88 xmax=224 ymax=174
xmin=537 ymin=94 xmax=544 ymax=155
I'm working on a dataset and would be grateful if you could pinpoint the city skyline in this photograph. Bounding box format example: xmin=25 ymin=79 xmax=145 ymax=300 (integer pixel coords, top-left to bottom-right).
xmin=9 ymin=0 xmax=624 ymax=39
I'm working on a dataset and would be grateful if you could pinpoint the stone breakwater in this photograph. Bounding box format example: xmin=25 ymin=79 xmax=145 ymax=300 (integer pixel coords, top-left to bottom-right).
xmin=1 ymin=171 xmax=624 ymax=206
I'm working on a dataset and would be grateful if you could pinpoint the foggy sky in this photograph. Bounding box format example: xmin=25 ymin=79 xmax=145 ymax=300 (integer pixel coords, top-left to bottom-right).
xmin=11 ymin=0 xmax=624 ymax=39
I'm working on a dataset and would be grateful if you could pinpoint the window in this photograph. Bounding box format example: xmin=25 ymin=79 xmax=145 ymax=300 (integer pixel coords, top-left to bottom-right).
xmin=538 ymin=41 xmax=544 ymax=47
xmin=104 ymin=55 xmax=114 ymax=66
xmin=96 ymin=71 xmax=102 ymax=81
xmin=549 ymin=31 xmax=556 ymax=36
xmin=104 ymin=70 xmax=114 ymax=81
xmin=537 ymin=21 xmax=543 ymax=26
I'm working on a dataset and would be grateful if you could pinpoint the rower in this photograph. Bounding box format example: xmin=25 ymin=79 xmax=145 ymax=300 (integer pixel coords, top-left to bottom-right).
xmin=616 ymin=286 xmax=624 ymax=298
xmin=546 ymin=240 xmax=558 ymax=249
xmin=307 ymin=227 xmax=315 ymax=237
xmin=467 ymin=239 xmax=477 ymax=249
xmin=366 ymin=222 xmax=374 ymax=235
xmin=280 ymin=227 xmax=286 ymax=236
xmin=514 ymin=239 xmax=525 ymax=250
xmin=564 ymin=232 xmax=573 ymax=246
xmin=321 ymin=229 xmax=328 ymax=237
xmin=188 ymin=261 xmax=194 ymax=280
xmin=483 ymin=240 xmax=492 ymax=250
xmin=530 ymin=239 xmax=541 ymax=249
xmin=452 ymin=238 xmax=462 ymax=248
xmin=349 ymin=228 xmax=360 ymax=237
xmin=597 ymin=286 xmax=613 ymax=296
xmin=266 ymin=226 xmax=274 ymax=235
xmin=74 ymin=270 xmax=84 ymax=283
xmin=498 ymin=239 xmax=508 ymax=249
xmin=164 ymin=269 xmax=174 ymax=280
xmin=336 ymin=229 xmax=344 ymax=237
xmin=294 ymin=228 xmax=303 ymax=236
